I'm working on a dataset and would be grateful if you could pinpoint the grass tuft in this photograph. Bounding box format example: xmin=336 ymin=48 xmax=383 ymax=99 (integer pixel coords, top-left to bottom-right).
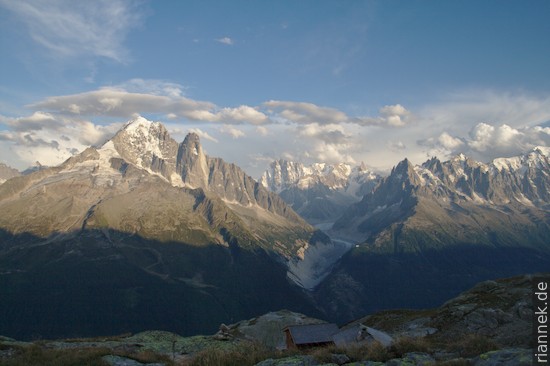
xmin=447 ymin=334 xmax=499 ymax=358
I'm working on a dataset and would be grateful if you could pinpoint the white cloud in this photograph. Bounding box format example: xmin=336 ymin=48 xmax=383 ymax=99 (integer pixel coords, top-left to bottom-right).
xmin=32 ymin=87 xmax=215 ymax=120
xmin=216 ymin=37 xmax=234 ymax=45
xmin=420 ymin=90 xmax=550 ymax=129
xmin=438 ymin=132 xmax=464 ymax=150
xmin=388 ymin=140 xmax=406 ymax=151
xmin=354 ymin=104 xmax=411 ymax=127
xmin=295 ymin=123 xmax=357 ymax=164
xmin=29 ymin=84 xmax=272 ymax=126
xmin=215 ymin=106 xmax=269 ymax=125
xmin=186 ymin=128 xmax=219 ymax=143
xmin=418 ymin=123 xmax=550 ymax=162
xmin=0 ymin=0 xmax=143 ymax=62
xmin=312 ymin=142 xmax=356 ymax=164
xmin=0 ymin=112 xmax=121 ymax=167
xmin=467 ymin=123 xmax=549 ymax=157
xmin=264 ymin=100 xmax=348 ymax=125
xmin=5 ymin=111 xmax=62 ymax=132
xmin=219 ymin=125 xmax=245 ymax=139
xmin=298 ymin=123 xmax=351 ymax=144
xmin=255 ymin=126 xmax=269 ymax=136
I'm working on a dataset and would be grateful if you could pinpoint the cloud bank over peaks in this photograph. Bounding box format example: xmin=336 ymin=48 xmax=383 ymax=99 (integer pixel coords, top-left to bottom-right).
xmin=264 ymin=100 xmax=412 ymax=128
xmin=30 ymin=85 xmax=269 ymax=126
xmin=420 ymin=123 xmax=550 ymax=162
xmin=296 ymin=123 xmax=357 ymax=164
xmin=264 ymin=100 xmax=348 ymax=125
xmin=352 ymin=104 xmax=412 ymax=127
xmin=29 ymin=83 xmax=412 ymax=129
xmin=0 ymin=112 xmax=121 ymax=167
xmin=219 ymin=125 xmax=245 ymax=139
xmin=4 ymin=82 xmax=549 ymax=175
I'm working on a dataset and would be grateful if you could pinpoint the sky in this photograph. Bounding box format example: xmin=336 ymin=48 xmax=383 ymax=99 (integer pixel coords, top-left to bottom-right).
xmin=1 ymin=0 xmax=550 ymax=177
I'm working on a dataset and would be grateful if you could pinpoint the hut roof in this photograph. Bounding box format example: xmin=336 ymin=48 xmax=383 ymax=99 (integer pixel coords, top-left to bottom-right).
xmin=332 ymin=324 xmax=393 ymax=347
xmin=284 ymin=323 xmax=339 ymax=345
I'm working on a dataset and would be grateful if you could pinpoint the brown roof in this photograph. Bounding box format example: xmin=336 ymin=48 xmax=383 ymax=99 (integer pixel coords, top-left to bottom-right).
xmin=284 ymin=323 xmax=339 ymax=345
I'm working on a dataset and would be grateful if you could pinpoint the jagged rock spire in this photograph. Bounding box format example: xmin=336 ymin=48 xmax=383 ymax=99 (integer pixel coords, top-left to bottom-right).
xmin=177 ymin=132 xmax=209 ymax=189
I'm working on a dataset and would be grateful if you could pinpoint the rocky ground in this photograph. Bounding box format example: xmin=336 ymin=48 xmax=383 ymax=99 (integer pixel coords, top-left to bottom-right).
xmin=0 ymin=274 xmax=542 ymax=365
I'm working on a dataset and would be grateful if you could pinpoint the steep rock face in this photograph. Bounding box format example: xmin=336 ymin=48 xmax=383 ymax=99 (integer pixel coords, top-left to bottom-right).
xmin=333 ymin=148 xmax=550 ymax=248
xmin=177 ymin=132 xmax=209 ymax=189
xmin=0 ymin=117 xmax=312 ymax=252
xmin=109 ymin=117 xmax=304 ymax=224
xmin=111 ymin=116 xmax=180 ymax=184
xmin=318 ymin=149 xmax=550 ymax=324
xmin=261 ymin=159 xmax=380 ymax=224
xmin=0 ymin=117 xmax=324 ymax=340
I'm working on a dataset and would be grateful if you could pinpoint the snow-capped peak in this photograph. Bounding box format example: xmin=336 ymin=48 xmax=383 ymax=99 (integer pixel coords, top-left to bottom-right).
xmin=533 ymin=146 xmax=550 ymax=157
xmin=261 ymin=159 xmax=380 ymax=194
xmin=453 ymin=153 xmax=467 ymax=161
xmin=490 ymin=146 xmax=550 ymax=173
xmin=123 ymin=115 xmax=157 ymax=131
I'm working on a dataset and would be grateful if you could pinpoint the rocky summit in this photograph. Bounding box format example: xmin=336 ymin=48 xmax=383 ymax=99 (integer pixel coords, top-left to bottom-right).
xmin=260 ymin=159 xmax=381 ymax=224
xmin=0 ymin=116 xmax=326 ymax=340
xmin=317 ymin=149 xmax=550 ymax=323
xmin=0 ymin=116 xmax=549 ymax=345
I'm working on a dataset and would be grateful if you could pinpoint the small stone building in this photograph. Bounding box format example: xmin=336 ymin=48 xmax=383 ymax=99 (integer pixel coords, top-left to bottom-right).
xmin=283 ymin=323 xmax=339 ymax=349
xmin=332 ymin=324 xmax=393 ymax=347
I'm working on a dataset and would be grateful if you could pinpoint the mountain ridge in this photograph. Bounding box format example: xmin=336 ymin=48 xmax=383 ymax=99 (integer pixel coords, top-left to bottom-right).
xmin=0 ymin=163 xmax=20 ymax=185
xmin=315 ymin=147 xmax=550 ymax=323
xmin=260 ymin=159 xmax=381 ymax=224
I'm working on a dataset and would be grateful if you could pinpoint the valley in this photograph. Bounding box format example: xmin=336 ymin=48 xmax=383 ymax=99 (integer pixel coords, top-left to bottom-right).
xmin=0 ymin=117 xmax=549 ymax=343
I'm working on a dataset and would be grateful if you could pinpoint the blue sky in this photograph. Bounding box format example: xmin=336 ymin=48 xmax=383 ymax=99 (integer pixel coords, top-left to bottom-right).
xmin=1 ymin=0 xmax=550 ymax=176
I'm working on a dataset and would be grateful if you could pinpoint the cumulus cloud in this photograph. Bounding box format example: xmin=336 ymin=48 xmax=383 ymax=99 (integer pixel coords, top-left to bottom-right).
xmin=4 ymin=111 xmax=63 ymax=132
xmin=0 ymin=113 xmax=121 ymax=166
xmin=354 ymin=104 xmax=411 ymax=127
xmin=215 ymin=106 xmax=269 ymax=125
xmin=419 ymin=123 xmax=550 ymax=162
xmin=188 ymin=128 xmax=219 ymax=143
xmin=311 ymin=142 xmax=356 ymax=164
xmin=264 ymin=100 xmax=348 ymax=125
xmin=255 ymin=126 xmax=269 ymax=136
xmin=216 ymin=37 xmax=234 ymax=45
xmin=438 ymin=132 xmax=464 ymax=150
xmin=0 ymin=0 xmax=143 ymax=62
xmin=31 ymin=88 xmax=215 ymax=119
xmin=298 ymin=123 xmax=351 ymax=144
xmin=467 ymin=123 xmax=550 ymax=157
xmin=295 ymin=123 xmax=356 ymax=164
xmin=219 ymin=125 xmax=245 ymax=139
xmin=30 ymin=84 xmax=270 ymax=125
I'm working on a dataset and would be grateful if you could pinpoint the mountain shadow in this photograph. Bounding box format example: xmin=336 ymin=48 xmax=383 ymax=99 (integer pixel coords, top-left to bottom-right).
xmin=314 ymin=243 xmax=550 ymax=324
xmin=0 ymin=228 xmax=321 ymax=341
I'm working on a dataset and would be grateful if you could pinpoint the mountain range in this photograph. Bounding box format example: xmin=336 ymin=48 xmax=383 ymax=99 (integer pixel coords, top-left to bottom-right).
xmin=317 ymin=147 xmax=550 ymax=322
xmin=0 ymin=116 xmax=549 ymax=340
xmin=260 ymin=160 xmax=380 ymax=224
xmin=0 ymin=116 xmax=325 ymax=339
